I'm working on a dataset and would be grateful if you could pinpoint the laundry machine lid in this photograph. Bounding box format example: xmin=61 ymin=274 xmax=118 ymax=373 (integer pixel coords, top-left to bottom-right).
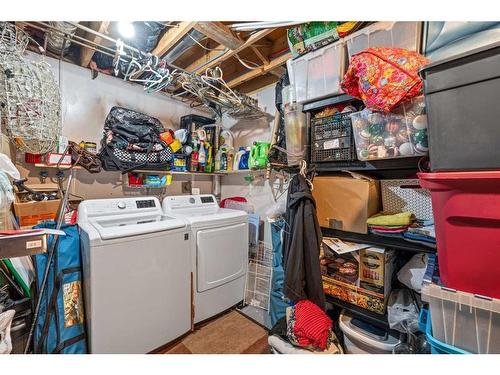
xmin=78 ymin=197 xmax=186 ymax=240
xmin=90 ymin=214 xmax=186 ymax=240
xmin=162 ymin=194 xmax=248 ymax=226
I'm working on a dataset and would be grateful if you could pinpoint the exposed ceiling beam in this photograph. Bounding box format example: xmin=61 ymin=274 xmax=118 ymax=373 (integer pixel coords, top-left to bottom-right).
xmin=268 ymin=66 xmax=286 ymax=78
xmin=192 ymin=28 xmax=276 ymax=74
xmin=153 ymin=21 xmax=198 ymax=57
xmin=237 ymin=74 xmax=279 ymax=95
xmin=80 ymin=21 xmax=110 ymax=67
xmin=193 ymin=22 xmax=243 ymax=50
xmin=227 ymin=52 xmax=291 ymax=88
xmin=251 ymin=46 xmax=269 ymax=65
xmin=184 ymin=46 xmax=228 ymax=73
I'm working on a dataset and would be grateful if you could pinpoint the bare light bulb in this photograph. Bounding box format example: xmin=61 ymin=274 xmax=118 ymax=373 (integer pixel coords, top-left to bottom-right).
xmin=117 ymin=22 xmax=135 ymax=39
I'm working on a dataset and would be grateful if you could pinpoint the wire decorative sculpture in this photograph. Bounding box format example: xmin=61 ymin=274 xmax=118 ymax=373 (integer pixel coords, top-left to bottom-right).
xmin=0 ymin=22 xmax=61 ymax=154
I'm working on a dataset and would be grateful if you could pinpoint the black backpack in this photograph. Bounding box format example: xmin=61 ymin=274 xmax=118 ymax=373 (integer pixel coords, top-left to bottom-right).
xmin=99 ymin=106 xmax=173 ymax=173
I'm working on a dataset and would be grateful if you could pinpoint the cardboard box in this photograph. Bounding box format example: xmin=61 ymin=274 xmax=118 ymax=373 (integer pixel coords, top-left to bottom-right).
xmin=13 ymin=199 xmax=61 ymax=228
xmin=13 ymin=184 xmax=61 ymax=228
xmin=313 ymin=174 xmax=380 ymax=234
xmin=320 ymin=238 xmax=395 ymax=314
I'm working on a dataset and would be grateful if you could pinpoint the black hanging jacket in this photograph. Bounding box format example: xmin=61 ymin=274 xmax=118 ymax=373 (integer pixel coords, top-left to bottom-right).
xmin=283 ymin=174 xmax=326 ymax=310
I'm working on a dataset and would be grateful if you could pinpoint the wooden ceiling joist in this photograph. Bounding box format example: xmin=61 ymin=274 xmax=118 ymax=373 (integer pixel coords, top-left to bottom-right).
xmin=193 ymin=22 xmax=243 ymax=50
xmin=191 ymin=28 xmax=276 ymax=74
xmin=251 ymin=46 xmax=269 ymax=65
xmin=153 ymin=21 xmax=198 ymax=57
xmin=268 ymin=66 xmax=287 ymax=78
xmin=183 ymin=46 xmax=228 ymax=74
xmin=80 ymin=21 xmax=110 ymax=67
xmin=227 ymin=52 xmax=291 ymax=89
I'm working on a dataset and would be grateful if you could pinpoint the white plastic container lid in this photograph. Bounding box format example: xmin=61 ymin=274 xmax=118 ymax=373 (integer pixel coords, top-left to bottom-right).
xmin=339 ymin=311 xmax=400 ymax=352
xmin=422 ymin=283 xmax=500 ymax=313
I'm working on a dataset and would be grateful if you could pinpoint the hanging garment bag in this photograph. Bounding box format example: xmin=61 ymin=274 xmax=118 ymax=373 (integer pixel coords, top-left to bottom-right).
xmin=33 ymin=222 xmax=87 ymax=354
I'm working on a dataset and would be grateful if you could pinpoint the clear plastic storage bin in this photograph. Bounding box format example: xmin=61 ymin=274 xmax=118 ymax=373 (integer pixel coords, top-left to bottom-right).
xmin=350 ymin=97 xmax=428 ymax=161
xmin=286 ymin=41 xmax=346 ymax=104
xmin=345 ymin=22 xmax=422 ymax=59
xmin=422 ymin=283 xmax=500 ymax=354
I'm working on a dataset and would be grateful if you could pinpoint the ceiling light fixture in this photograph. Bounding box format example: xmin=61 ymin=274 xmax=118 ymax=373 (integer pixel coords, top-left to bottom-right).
xmin=117 ymin=22 xmax=135 ymax=39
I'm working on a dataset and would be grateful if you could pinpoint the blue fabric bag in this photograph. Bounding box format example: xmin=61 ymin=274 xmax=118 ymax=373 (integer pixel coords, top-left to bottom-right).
xmin=33 ymin=222 xmax=87 ymax=354
xmin=269 ymin=219 xmax=290 ymax=326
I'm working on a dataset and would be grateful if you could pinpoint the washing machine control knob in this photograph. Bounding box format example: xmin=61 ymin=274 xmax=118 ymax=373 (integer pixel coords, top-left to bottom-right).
xmin=117 ymin=201 xmax=126 ymax=209
xmin=189 ymin=197 xmax=195 ymax=204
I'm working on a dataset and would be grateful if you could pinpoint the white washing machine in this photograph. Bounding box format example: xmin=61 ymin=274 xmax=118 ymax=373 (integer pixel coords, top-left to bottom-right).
xmin=162 ymin=195 xmax=248 ymax=324
xmin=78 ymin=197 xmax=192 ymax=353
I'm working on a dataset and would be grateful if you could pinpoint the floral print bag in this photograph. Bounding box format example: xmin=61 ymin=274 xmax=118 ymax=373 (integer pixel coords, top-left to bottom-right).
xmin=341 ymin=47 xmax=429 ymax=112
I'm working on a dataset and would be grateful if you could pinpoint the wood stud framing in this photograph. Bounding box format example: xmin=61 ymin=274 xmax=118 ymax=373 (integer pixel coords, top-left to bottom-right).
xmin=79 ymin=21 xmax=110 ymax=67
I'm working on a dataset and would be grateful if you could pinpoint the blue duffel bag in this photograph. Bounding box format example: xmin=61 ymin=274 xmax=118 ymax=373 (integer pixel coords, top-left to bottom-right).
xmin=33 ymin=222 xmax=87 ymax=354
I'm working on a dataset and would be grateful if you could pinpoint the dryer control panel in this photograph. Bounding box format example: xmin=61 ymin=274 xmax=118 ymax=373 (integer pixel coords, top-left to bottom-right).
xmin=78 ymin=197 xmax=162 ymax=221
xmin=163 ymin=194 xmax=219 ymax=212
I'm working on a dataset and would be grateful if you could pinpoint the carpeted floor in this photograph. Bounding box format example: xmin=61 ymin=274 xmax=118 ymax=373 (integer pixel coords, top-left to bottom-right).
xmin=161 ymin=310 xmax=270 ymax=354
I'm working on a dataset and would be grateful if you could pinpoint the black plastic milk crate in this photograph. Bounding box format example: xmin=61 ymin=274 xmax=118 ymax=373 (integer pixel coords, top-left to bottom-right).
xmin=310 ymin=112 xmax=357 ymax=162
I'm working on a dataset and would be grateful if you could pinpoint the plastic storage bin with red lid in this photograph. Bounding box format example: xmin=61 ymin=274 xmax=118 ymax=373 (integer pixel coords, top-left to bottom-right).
xmin=418 ymin=171 xmax=500 ymax=299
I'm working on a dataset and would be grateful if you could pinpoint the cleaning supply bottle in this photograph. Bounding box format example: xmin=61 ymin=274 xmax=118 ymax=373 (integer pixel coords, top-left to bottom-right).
xmin=198 ymin=141 xmax=206 ymax=168
xmin=239 ymin=147 xmax=250 ymax=170
xmin=205 ymin=144 xmax=213 ymax=173
xmin=214 ymin=148 xmax=222 ymax=172
xmin=220 ymin=150 xmax=228 ymax=171
xmin=249 ymin=142 xmax=271 ymax=169
xmin=233 ymin=147 xmax=245 ymax=171
xmin=227 ymin=148 xmax=234 ymax=172
xmin=190 ymin=146 xmax=199 ymax=172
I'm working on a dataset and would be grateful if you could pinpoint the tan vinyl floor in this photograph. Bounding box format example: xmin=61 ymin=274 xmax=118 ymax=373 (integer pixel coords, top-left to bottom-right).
xmin=160 ymin=310 xmax=270 ymax=354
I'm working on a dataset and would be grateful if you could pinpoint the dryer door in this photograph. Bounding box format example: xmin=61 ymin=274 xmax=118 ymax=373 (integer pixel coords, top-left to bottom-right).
xmin=196 ymin=222 xmax=248 ymax=292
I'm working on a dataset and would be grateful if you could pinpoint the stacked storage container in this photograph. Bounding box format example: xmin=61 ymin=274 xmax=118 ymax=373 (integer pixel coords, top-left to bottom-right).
xmin=287 ymin=41 xmax=346 ymax=104
xmin=344 ymin=21 xmax=422 ymax=59
xmin=417 ymin=41 xmax=500 ymax=354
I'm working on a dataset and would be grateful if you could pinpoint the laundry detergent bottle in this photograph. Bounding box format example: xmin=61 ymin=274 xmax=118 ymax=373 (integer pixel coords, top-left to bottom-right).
xmin=249 ymin=142 xmax=271 ymax=169
xmin=239 ymin=147 xmax=250 ymax=170
xmin=233 ymin=147 xmax=246 ymax=171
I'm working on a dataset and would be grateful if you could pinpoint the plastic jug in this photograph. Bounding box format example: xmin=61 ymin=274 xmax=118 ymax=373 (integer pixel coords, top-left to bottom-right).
xmin=233 ymin=147 xmax=246 ymax=171
xmin=249 ymin=142 xmax=271 ymax=169
xmin=239 ymin=148 xmax=250 ymax=170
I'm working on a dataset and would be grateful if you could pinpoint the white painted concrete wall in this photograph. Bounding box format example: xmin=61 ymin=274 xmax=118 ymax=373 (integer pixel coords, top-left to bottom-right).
xmin=220 ymin=84 xmax=288 ymax=220
xmin=7 ymin=52 xmax=286 ymax=214
xmin=14 ymin=53 xmax=214 ymax=199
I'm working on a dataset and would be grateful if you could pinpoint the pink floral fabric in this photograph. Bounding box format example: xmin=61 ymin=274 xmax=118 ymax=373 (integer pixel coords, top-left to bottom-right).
xmin=341 ymin=47 xmax=429 ymax=112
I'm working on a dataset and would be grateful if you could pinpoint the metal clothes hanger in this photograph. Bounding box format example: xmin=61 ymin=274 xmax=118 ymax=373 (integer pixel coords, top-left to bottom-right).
xmin=299 ymin=160 xmax=314 ymax=191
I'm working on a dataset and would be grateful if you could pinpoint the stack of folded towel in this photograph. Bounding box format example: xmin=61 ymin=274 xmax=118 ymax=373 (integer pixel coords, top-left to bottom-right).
xmin=367 ymin=212 xmax=415 ymax=238
xmin=403 ymin=222 xmax=436 ymax=248
xmin=367 ymin=212 xmax=436 ymax=248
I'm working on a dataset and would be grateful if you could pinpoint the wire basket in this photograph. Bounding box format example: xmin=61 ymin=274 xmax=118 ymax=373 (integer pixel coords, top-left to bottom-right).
xmin=244 ymin=241 xmax=273 ymax=311
xmin=310 ymin=112 xmax=357 ymax=162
